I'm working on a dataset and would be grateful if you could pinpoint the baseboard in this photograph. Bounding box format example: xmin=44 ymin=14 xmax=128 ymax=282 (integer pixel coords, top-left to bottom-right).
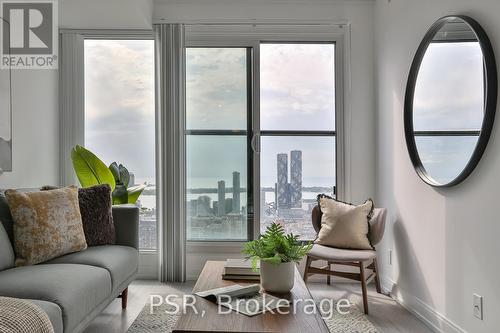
xmin=384 ymin=279 xmax=466 ymax=333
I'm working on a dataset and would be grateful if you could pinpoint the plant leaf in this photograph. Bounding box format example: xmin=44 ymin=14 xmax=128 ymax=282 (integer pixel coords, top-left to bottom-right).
xmin=127 ymin=183 xmax=147 ymax=204
xmin=109 ymin=162 xmax=120 ymax=183
xmin=112 ymin=184 xmax=128 ymax=204
xmin=71 ymin=145 xmax=116 ymax=190
xmin=119 ymin=164 xmax=130 ymax=188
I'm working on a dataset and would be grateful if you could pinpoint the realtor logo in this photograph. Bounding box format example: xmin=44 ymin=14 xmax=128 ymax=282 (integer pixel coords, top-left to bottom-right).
xmin=0 ymin=0 xmax=58 ymax=69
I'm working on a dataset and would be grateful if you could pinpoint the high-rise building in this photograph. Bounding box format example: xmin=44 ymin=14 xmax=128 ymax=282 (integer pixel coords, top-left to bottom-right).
xmin=217 ymin=180 xmax=226 ymax=216
xmin=225 ymin=198 xmax=233 ymax=214
xmin=290 ymin=150 xmax=302 ymax=208
xmin=277 ymin=153 xmax=289 ymax=209
xmin=196 ymin=196 xmax=211 ymax=216
xmin=232 ymin=171 xmax=240 ymax=214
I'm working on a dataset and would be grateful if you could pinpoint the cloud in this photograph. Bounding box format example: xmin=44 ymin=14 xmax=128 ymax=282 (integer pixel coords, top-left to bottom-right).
xmin=413 ymin=42 xmax=484 ymax=131
xmin=84 ymin=40 xmax=155 ymax=181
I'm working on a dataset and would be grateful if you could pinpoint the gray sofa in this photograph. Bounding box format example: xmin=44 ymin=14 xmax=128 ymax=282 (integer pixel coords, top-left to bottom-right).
xmin=0 ymin=191 xmax=140 ymax=333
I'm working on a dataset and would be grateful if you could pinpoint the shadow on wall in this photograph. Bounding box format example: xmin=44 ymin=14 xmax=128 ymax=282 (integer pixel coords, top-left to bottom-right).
xmin=391 ymin=216 xmax=435 ymax=318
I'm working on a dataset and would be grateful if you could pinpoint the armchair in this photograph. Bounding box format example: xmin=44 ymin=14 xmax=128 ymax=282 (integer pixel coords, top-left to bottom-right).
xmin=303 ymin=206 xmax=387 ymax=314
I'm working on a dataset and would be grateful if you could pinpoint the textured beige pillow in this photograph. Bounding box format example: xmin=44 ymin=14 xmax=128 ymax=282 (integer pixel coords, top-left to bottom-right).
xmin=5 ymin=187 xmax=87 ymax=266
xmin=315 ymin=196 xmax=374 ymax=250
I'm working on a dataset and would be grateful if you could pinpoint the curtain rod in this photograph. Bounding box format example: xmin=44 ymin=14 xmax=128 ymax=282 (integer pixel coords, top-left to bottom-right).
xmin=152 ymin=19 xmax=350 ymax=27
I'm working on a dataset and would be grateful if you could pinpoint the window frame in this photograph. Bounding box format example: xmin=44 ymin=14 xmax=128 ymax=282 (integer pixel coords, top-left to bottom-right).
xmin=185 ymin=25 xmax=347 ymax=247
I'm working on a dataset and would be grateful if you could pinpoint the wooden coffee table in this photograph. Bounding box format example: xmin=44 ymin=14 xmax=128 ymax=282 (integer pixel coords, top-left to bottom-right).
xmin=173 ymin=261 xmax=329 ymax=333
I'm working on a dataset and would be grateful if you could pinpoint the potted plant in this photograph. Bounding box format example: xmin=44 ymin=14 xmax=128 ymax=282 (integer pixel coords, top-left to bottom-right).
xmin=71 ymin=145 xmax=147 ymax=204
xmin=243 ymin=223 xmax=313 ymax=293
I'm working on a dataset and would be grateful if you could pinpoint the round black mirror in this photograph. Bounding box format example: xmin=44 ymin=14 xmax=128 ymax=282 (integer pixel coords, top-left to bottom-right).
xmin=405 ymin=15 xmax=497 ymax=187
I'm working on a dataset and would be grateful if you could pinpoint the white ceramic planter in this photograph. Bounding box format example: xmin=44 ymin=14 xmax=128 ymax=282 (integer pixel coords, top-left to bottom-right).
xmin=260 ymin=261 xmax=295 ymax=293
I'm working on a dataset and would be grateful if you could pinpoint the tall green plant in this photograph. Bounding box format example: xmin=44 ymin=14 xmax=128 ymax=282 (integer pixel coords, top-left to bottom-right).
xmin=71 ymin=145 xmax=146 ymax=204
xmin=71 ymin=145 xmax=116 ymax=190
xmin=242 ymin=223 xmax=313 ymax=271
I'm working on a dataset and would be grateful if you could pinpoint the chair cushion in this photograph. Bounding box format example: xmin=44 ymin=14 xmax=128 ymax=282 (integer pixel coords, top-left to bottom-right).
xmin=308 ymin=244 xmax=376 ymax=262
xmin=28 ymin=299 xmax=64 ymax=333
xmin=0 ymin=264 xmax=111 ymax=333
xmin=0 ymin=222 xmax=14 ymax=271
xmin=46 ymin=245 xmax=138 ymax=292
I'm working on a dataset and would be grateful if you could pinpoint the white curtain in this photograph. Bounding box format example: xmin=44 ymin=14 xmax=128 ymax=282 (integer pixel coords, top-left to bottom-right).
xmin=154 ymin=24 xmax=186 ymax=282
xmin=59 ymin=31 xmax=85 ymax=187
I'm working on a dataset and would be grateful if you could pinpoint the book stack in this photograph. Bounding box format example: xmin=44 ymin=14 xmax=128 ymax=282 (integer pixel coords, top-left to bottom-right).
xmin=222 ymin=259 xmax=260 ymax=281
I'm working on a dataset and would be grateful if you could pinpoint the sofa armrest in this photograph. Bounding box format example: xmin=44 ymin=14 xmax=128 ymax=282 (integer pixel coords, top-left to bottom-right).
xmin=112 ymin=204 xmax=139 ymax=250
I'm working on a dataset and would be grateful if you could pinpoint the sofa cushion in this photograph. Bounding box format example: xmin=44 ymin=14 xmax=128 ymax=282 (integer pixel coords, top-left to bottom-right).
xmin=0 ymin=191 xmax=14 ymax=243
xmin=0 ymin=263 xmax=111 ymax=333
xmin=28 ymin=299 xmax=63 ymax=333
xmin=5 ymin=187 xmax=88 ymax=266
xmin=0 ymin=222 xmax=14 ymax=270
xmin=78 ymin=185 xmax=115 ymax=246
xmin=46 ymin=245 xmax=138 ymax=292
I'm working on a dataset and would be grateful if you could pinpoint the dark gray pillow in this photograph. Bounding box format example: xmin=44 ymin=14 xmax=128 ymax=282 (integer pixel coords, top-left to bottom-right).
xmin=78 ymin=184 xmax=115 ymax=246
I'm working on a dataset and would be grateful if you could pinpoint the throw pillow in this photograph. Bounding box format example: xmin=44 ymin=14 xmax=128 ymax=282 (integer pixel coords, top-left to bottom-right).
xmin=5 ymin=186 xmax=87 ymax=266
xmin=78 ymin=184 xmax=115 ymax=246
xmin=315 ymin=195 xmax=374 ymax=250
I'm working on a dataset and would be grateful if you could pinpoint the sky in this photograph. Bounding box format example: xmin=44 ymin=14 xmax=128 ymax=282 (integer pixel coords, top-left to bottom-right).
xmin=413 ymin=42 xmax=483 ymax=131
xmin=186 ymin=44 xmax=336 ymax=189
xmin=85 ymin=42 xmax=337 ymax=189
xmin=84 ymin=39 xmax=484 ymax=189
xmin=413 ymin=41 xmax=484 ymax=183
xmin=84 ymin=39 xmax=155 ymax=184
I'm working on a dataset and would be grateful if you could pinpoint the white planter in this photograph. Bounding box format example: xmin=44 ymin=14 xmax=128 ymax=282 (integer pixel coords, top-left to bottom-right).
xmin=260 ymin=261 xmax=295 ymax=293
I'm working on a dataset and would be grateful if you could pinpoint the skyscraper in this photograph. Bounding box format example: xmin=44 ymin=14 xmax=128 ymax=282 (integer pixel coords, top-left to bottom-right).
xmin=232 ymin=171 xmax=240 ymax=214
xmin=277 ymin=153 xmax=289 ymax=209
xmin=217 ymin=180 xmax=225 ymax=216
xmin=290 ymin=150 xmax=302 ymax=208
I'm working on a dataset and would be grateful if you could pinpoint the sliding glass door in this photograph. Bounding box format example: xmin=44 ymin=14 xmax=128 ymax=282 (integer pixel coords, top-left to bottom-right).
xmin=186 ymin=41 xmax=338 ymax=242
xmin=259 ymin=43 xmax=336 ymax=240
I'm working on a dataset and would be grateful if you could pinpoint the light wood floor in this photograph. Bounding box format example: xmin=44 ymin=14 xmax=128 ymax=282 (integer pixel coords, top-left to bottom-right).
xmin=83 ymin=279 xmax=432 ymax=333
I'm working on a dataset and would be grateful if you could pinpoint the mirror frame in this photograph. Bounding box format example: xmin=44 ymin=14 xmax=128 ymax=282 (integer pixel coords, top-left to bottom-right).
xmin=404 ymin=15 xmax=498 ymax=187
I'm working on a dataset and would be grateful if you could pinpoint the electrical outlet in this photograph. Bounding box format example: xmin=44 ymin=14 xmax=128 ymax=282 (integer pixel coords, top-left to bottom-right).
xmin=388 ymin=249 xmax=393 ymax=265
xmin=473 ymin=294 xmax=483 ymax=320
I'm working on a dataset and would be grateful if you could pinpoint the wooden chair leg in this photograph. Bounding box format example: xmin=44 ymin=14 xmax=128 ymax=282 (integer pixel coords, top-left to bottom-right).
xmin=373 ymin=257 xmax=382 ymax=294
xmin=303 ymin=256 xmax=312 ymax=283
xmin=359 ymin=262 xmax=369 ymax=315
xmin=121 ymin=287 xmax=128 ymax=309
xmin=326 ymin=262 xmax=331 ymax=285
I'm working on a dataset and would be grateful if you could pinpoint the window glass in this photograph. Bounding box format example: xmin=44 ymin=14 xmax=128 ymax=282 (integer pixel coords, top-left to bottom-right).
xmin=84 ymin=39 xmax=157 ymax=250
xmin=186 ymin=48 xmax=248 ymax=130
xmin=260 ymin=136 xmax=335 ymax=240
xmin=260 ymin=43 xmax=335 ymax=131
xmin=186 ymin=48 xmax=250 ymax=241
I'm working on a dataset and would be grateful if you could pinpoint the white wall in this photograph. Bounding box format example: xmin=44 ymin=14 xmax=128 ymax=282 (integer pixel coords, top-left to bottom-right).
xmin=59 ymin=0 xmax=153 ymax=29
xmin=374 ymin=0 xmax=500 ymax=332
xmin=0 ymin=70 xmax=59 ymax=188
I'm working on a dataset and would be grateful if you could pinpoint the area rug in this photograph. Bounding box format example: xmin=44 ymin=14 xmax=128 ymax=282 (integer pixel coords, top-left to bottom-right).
xmin=127 ymin=298 xmax=378 ymax=333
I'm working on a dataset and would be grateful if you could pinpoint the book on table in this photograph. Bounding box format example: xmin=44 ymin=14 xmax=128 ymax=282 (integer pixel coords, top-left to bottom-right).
xmin=223 ymin=259 xmax=260 ymax=281
xmin=194 ymin=284 xmax=288 ymax=317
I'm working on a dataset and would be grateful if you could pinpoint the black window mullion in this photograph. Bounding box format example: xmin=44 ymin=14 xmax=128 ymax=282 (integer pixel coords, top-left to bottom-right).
xmin=260 ymin=130 xmax=335 ymax=136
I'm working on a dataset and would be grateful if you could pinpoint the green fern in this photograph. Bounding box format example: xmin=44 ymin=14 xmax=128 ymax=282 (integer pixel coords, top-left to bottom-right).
xmin=242 ymin=223 xmax=313 ymax=271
